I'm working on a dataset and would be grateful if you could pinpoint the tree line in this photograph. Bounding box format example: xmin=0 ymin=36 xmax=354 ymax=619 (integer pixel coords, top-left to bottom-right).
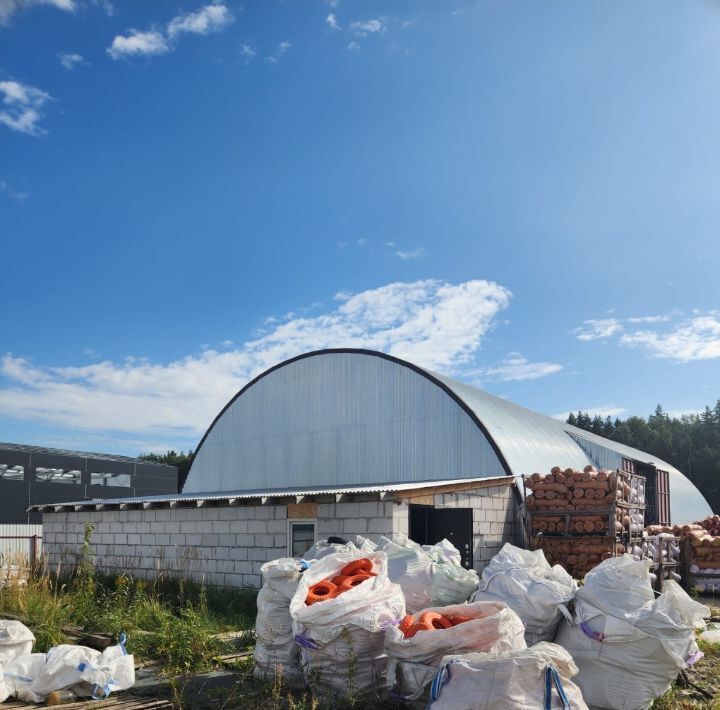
xmin=139 ymin=450 xmax=194 ymax=491
xmin=567 ymin=403 xmax=720 ymax=514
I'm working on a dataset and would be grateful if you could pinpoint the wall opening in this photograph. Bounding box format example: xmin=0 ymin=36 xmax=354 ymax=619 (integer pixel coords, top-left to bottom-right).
xmin=409 ymin=504 xmax=473 ymax=569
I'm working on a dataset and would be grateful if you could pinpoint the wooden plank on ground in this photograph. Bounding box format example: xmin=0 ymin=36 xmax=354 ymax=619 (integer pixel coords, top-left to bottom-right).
xmin=1 ymin=694 xmax=172 ymax=709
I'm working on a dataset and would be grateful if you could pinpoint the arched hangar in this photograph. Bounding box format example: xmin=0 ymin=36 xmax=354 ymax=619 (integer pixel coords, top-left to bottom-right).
xmin=185 ymin=348 xmax=712 ymax=525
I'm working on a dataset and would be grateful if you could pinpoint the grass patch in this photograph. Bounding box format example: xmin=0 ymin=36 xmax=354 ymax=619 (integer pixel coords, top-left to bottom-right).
xmin=0 ymin=523 xmax=257 ymax=678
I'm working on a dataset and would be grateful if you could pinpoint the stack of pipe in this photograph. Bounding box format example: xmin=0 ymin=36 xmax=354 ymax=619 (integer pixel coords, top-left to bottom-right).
xmin=526 ymin=466 xmax=634 ymax=536
xmin=537 ymin=536 xmax=626 ymax=578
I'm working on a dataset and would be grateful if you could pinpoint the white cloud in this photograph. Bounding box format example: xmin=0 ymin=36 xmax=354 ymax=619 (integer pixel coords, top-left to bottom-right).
xmin=0 ymin=80 xmax=51 ymax=136
xmin=479 ymin=353 xmax=562 ymax=382
xmin=347 ymin=41 xmax=360 ymax=51
xmin=620 ymin=316 xmax=720 ymax=362
xmin=266 ymin=41 xmax=292 ymax=64
xmin=326 ymin=12 xmax=340 ymax=30
xmin=107 ymin=30 xmax=169 ymax=59
xmin=396 ymin=247 xmax=424 ymax=260
xmin=0 ymin=178 xmax=28 ymax=202
xmin=0 ymin=279 xmax=512 ymax=438
xmin=553 ymin=405 xmax=627 ymax=421
xmin=241 ymin=43 xmax=255 ymax=59
xmin=575 ymin=311 xmax=720 ymax=363
xmin=573 ymin=318 xmax=623 ymax=341
xmin=59 ymin=52 xmax=84 ymax=69
xmin=108 ymin=4 xmax=232 ymax=60
xmin=625 ymin=315 xmax=671 ymax=324
xmin=0 ymin=0 xmax=75 ymax=25
xmin=167 ymin=3 xmax=233 ymax=38
xmin=349 ymin=19 xmax=384 ymax=36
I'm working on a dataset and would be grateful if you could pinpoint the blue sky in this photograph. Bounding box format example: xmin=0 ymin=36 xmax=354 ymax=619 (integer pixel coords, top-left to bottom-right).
xmin=1 ymin=0 xmax=719 ymax=455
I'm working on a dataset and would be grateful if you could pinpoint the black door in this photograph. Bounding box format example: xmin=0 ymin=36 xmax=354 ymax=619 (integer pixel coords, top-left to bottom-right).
xmin=409 ymin=505 xmax=474 ymax=569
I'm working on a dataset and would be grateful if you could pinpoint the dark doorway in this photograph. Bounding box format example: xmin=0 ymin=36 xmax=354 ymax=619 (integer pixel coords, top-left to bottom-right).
xmin=409 ymin=505 xmax=474 ymax=569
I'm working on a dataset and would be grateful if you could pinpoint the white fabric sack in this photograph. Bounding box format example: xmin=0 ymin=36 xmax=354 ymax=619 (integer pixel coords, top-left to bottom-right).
xmin=4 ymin=652 xmax=46 ymax=702
xmin=253 ymin=557 xmax=305 ymax=687
xmin=428 ymin=642 xmax=588 ymax=710
xmin=6 ymin=638 xmax=134 ymax=702
xmin=471 ymin=544 xmax=577 ymax=645
xmin=289 ymin=551 xmax=405 ymax=698
xmin=377 ymin=535 xmax=478 ymax=614
xmin=385 ymin=600 xmax=527 ymax=703
xmin=0 ymin=620 xmax=35 ymax=664
xmin=555 ymin=556 xmax=709 ymax=710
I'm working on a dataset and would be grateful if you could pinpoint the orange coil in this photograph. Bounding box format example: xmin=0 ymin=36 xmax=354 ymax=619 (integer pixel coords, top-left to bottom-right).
xmin=419 ymin=611 xmax=453 ymax=630
xmin=340 ymin=558 xmax=373 ymax=576
xmin=337 ymin=573 xmax=373 ymax=591
xmin=305 ymin=581 xmax=338 ymax=605
xmin=398 ymin=614 xmax=415 ymax=636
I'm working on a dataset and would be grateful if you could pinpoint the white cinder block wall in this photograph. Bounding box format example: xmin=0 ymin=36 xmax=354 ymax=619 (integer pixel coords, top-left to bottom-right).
xmin=391 ymin=484 xmax=516 ymax=569
xmin=41 ymin=484 xmax=516 ymax=588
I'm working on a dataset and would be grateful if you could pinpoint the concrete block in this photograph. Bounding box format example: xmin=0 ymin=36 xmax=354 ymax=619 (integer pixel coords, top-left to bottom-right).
xmin=219 ymin=534 xmax=236 ymax=547
xmin=248 ymin=547 xmax=270 ymax=562
xmin=274 ymin=534 xmax=287 ymax=548
xmin=230 ymin=521 xmax=248 ymax=533
xmin=356 ymin=502 xmax=381 ymax=517
xmin=242 ymin=574 xmax=261 ymax=589
xmin=201 ymin=534 xmax=219 ymax=547
xmin=236 ymin=534 xmax=255 ymax=547
xmin=254 ymin=507 xmax=272 ymax=520
xmin=247 ymin=521 xmax=268 ymax=533
xmin=254 ymin=534 xmax=274 ymax=548
xmin=368 ymin=518 xmax=392 ymax=534
xmin=266 ymin=519 xmax=286 ymax=534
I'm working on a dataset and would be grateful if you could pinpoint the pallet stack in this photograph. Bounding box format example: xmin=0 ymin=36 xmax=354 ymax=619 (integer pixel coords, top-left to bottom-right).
xmin=524 ymin=466 xmax=645 ymax=578
xmin=673 ymin=516 xmax=720 ymax=592
xmin=640 ymin=528 xmax=682 ymax=589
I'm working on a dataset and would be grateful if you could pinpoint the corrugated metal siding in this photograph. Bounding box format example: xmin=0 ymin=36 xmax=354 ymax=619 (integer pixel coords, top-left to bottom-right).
xmin=185 ymin=350 xmax=713 ymax=524
xmin=432 ymin=374 xmax=592 ymax=477
xmin=185 ymin=353 xmax=506 ymax=492
xmin=0 ymin=524 xmax=42 ymax=560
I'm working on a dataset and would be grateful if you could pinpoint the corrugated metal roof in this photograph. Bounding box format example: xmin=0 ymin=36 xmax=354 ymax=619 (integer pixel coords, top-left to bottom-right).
xmin=431 ymin=369 xmax=712 ymax=522
xmin=0 ymin=442 xmax=173 ymax=467
xmin=29 ymin=476 xmax=513 ymax=512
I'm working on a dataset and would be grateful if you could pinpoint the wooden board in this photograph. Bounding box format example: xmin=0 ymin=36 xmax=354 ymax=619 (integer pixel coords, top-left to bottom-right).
xmin=287 ymin=502 xmax=317 ymax=519
xmin=0 ymin=695 xmax=172 ymax=710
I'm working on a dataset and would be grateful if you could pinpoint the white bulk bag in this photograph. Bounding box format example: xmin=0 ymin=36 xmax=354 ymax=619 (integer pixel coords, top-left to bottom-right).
xmin=471 ymin=543 xmax=577 ymax=644
xmin=289 ymin=551 xmax=405 ymax=698
xmin=385 ymin=600 xmax=526 ymax=703
xmin=427 ymin=642 xmax=588 ymax=710
xmin=0 ymin=620 xmax=35 ymax=664
xmin=4 ymin=653 xmax=46 ymax=702
xmin=29 ymin=637 xmax=135 ymax=700
xmin=555 ymin=556 xmax=709 ymax=710
xmin=253 ymin=558 xmax=306 ymax=687
xmin=377 ymin=535 xmax=478 ymax=614
xmin=303 ymin=538 xmax=365 ymax=560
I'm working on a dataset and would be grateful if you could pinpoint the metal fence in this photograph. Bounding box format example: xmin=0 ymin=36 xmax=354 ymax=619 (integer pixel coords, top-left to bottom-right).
xmin=0 ymin=524 xmax=42 ymax=567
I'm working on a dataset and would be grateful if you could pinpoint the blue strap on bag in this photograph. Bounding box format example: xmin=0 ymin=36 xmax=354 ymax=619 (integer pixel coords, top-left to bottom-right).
xmin=544 ymin=664 xmax=571 ymax=710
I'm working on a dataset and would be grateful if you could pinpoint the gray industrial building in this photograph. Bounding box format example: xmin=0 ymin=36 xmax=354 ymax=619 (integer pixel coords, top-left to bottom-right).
xmin=0 ymin=443 xmax=177 ymax=524
xmin=34 ymin=349 xmax=712 ymax=587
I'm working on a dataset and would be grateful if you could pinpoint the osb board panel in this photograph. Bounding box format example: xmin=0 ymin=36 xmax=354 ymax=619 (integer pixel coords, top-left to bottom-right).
xmin=408 ymin=494 xmax=434 ymax=506
xmin=287 ymin=502 xmax=318 ymax=519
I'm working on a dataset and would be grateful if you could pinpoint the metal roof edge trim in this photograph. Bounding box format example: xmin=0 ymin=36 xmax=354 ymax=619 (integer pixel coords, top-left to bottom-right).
xmin=29 ymin=476 xmax=515 ymax=513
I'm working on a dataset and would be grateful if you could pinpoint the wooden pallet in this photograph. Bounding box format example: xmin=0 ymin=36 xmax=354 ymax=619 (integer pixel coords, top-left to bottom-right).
xmin=2 ymin=694 xmax=172 ymax=709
